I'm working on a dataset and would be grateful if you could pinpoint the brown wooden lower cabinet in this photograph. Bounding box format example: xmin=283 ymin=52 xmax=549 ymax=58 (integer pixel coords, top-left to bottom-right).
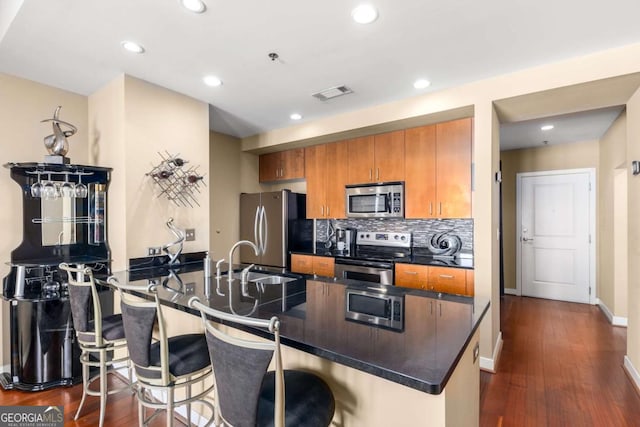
xmin=291 ymin=254 xmax=335 ymax=278
xmin=394 ymin=263 xmax=474 ymax=296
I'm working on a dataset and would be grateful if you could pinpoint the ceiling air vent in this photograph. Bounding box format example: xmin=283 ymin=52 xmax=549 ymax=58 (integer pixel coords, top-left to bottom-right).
xmin=312 ymin=85 xmax=353 ymax=101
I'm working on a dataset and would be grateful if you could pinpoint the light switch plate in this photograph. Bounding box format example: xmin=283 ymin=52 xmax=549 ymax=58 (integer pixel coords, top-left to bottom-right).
xmin=185 ymin=228 xmax=196 ymax=241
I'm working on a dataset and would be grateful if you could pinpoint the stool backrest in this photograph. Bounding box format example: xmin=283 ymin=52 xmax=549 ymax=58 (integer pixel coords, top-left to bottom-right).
xmin=190 ymin=298 xmax=285 ymax=427
xmin=109 ymin=278 xmax=170 ymax=386
xmin=59 ymin=263 xmax=103 ymax=346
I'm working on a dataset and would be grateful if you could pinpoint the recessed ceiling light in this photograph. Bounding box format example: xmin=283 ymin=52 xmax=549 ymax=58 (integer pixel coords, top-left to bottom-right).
xmin=290 ymin=113 xmax=302 ymax=121
xmin=121 ymin=41 xmax=145 ymax=54
xmin=413 ymin=79 xmax=431 ymax=89
xmin=180 ymin=0 xmax=206 ymax=13
xmin=351 ymin=4 xmax=378 ymax=24
xmin=541 ymin=124 xmax=554 ymax=131
xmin=203 ymin=75 xmax=222 ymax=87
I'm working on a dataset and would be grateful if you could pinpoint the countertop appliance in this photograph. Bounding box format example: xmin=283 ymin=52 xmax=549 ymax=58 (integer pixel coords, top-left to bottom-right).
xmin=345 ymin=287 xmax=404 ymax=331
xmin=239 ymin=190 xmax=311 ymax=269
xmin=335 ymin=227 xmax=356 ymax=255
xmin=334 ymin=231 xmax=412 ymax=285
xmin=346 ymin=181 xmax=404 ymax=218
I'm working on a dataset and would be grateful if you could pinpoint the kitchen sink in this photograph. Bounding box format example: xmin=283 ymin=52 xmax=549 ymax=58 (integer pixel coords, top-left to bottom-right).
xmin=232 ymin=271 xmax=297 ymax=285
xmin=249 ymin=275 xmax=297 ymax=285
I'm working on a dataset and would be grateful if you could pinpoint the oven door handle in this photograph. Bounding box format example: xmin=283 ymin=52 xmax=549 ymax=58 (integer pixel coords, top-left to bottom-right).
xmin=334 ymin=258 xmax=394 ymax=269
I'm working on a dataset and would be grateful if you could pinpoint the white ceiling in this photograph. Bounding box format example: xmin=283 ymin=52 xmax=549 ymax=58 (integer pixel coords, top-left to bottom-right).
xmin=500 ymin=106 xmax=625 ymax=151
xmin=2 ymin=0 xmax=640 ymax=145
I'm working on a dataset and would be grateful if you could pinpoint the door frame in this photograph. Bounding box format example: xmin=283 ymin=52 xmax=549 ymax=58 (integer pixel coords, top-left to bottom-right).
xmin=515 ymin=168 xmax=596 ymax=304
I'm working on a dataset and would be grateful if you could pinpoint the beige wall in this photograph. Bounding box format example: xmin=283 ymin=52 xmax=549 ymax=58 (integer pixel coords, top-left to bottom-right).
xmin=500 ymin=140 xmax=600 ymax=291
xmin=89 ymin=75 xmax=210 ymax=270
xmin=626 ymin=87 xmax=640 ymax=377
xmin=597 ymin=112 xmax=628 ymax=318
xmin=0 ymin=73 xmax=89 ymax=368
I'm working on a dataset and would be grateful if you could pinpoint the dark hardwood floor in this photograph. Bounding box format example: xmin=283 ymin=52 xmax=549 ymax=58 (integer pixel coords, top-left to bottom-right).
xmin=481 ymin=295 xmax=640 ymax=427
xmin=2 ymin=295 xmax=639 ymax=426
xmin=0 ymin=374 xmax=175 ymax=426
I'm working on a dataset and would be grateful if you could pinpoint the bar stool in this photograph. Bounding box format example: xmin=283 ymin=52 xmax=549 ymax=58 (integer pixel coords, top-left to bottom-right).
xmin=59 ymin=263 xmax=132 ymax=427
xmin=110 ymin=278 xmax=215 ymax=427
xmin=189 ymin=296 xmax=335 ymax=427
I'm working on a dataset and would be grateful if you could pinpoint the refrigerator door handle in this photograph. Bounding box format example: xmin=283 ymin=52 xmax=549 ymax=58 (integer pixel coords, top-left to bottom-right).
xmin=261 ymin=205 xmax=268 ymax=255
xmin=258 ymin=206 xmax=265 ymax=255
xmin=253 ymin=206 xmax=260 ymax=246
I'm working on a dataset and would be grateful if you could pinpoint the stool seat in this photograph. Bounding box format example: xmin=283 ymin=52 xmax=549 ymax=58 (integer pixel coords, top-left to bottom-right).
xmin=137 ymin=333 xmax=210 ymax=379
xmin=79 ymin=313 xmax=126 ymax=342
xmin=258 ymin=370 xmax=335 ymax=427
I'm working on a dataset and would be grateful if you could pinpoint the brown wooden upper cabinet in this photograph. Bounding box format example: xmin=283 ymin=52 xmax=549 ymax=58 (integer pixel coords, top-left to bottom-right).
xmin=347 ymin=131 xmax=405 ymax=185
xmin=405 ymin=118 xmax=472 ymax=218
xmin=305 ymin=141 xmax=348 ymax=219
xmin=259 ymin=148 xmax=305 ymax=182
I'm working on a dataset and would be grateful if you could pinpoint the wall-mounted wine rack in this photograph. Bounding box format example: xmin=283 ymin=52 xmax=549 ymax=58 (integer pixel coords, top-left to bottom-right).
xmin=146 ymin=151 xmax=205 ymax=207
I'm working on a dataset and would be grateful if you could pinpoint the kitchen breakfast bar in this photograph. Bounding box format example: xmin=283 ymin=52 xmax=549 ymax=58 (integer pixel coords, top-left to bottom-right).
xmin=107 ymin=264 xmax=489 ymax=427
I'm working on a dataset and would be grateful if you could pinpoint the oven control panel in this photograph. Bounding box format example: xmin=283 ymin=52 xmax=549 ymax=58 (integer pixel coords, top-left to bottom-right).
xmin=356 ymin=231 xmax=411 ymax=248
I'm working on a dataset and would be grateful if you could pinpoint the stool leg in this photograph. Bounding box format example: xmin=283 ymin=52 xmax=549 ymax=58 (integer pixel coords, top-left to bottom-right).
xmin=138 ymin=392 xmax=145 ymax=426
xmin=75 ymin=351 xmax=89 ymax=420
xmin=167 ymin=387 xmax=174 ymax=427
xmin=186 ymin=384 xmax=192 ymax=425
xmin=99 ymin=349 xmax=107 ymax=427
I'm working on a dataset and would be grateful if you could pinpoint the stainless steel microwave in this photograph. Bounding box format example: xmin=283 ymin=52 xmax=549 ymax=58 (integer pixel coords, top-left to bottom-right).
xmin=345 ymin=182 xmax=404 ymax=218
xmin=345 ymin=288 xmax=404 ymax=331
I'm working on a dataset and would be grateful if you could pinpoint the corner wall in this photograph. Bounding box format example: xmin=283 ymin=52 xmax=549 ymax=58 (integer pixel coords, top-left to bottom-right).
xmin=597 ymin=112 xmax=627 ymax=319
xmin=0 ymin=73 xmax=89 ymax=369
xmin=625 ymin=87 xmax=640 ymax=388
xmin=89 ymin=75 xmax=210 ymax=269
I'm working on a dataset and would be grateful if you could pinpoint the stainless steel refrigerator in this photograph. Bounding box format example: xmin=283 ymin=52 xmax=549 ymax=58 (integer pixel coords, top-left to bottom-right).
xmin=239 ymin=190 xmax=312 ymax=268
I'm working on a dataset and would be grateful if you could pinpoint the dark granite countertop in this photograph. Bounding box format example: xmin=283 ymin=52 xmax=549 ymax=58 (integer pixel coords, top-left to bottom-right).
xmin=106 ymin=266 xmax=488 ymax=395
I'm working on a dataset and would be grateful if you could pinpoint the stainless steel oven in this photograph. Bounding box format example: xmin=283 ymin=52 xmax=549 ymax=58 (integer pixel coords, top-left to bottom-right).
xmin=345 ymin=287 xmax=404 ymax=331
xmin=345 ymin=182 xmax=404 ymax=218
xmin=335 ymin=258 xmax=393 ymax=285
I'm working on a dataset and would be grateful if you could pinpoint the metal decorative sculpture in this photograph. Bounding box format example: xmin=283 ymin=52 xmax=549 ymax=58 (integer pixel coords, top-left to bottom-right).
xmin=41 ymin=106 xmax=77 ymax=156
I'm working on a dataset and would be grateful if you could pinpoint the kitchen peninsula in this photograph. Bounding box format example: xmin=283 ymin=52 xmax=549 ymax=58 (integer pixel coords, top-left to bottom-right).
xmin=108 ymin=264 xmax=489 ymax=426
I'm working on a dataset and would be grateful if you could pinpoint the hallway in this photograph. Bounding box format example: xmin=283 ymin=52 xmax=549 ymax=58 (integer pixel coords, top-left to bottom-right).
xmin=480 ymin=296 xmax=640 ymax=426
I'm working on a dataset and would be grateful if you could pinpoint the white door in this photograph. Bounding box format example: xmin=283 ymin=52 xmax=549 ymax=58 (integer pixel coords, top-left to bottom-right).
xmin=517 ymin=170 xmax=594 ymax=304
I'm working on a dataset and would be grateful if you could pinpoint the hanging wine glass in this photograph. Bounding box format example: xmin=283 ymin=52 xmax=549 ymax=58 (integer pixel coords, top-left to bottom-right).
xmin=60 ymin=173 xmax=75 ymax=198
xmin=43 ymin=173 xmax=59 ymax=200
xmin=30 ymin=172 xmax=43 ymax=198
xmin=75 ymin=173 xmax=88 ymax=198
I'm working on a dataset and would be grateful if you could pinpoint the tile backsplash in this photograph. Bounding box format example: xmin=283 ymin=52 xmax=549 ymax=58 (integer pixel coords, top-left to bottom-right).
xmin=316 ymin=218 xmax=473 ymax=252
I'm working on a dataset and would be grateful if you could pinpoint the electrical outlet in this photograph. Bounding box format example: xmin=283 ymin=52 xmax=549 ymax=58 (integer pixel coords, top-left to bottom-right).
xmin=148 ymin=247 xmax=161 ymax=256
xmin=185 ymin=228 xmax=196 ymax=241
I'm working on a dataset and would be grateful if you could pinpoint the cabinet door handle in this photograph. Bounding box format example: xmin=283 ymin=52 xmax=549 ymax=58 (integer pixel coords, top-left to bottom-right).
xmin=321 ymin=206 xmax=324 ymax=216
xmin=405 ymin=271 xmax=417 ymax=275
xmin=369 ymin=169 xmax=372 ymax=181
xmin=439 ymin=202 xmax=442 ymax=215
xmin=439 ymin=274 xmax=454 ymax=279
xmin=327 ymin=206 xmax=330 ymax=216
xmin=429 ymin=202 xmax=433 ymax=216
xmin=376 ymin=168 xmax=380 ymax=180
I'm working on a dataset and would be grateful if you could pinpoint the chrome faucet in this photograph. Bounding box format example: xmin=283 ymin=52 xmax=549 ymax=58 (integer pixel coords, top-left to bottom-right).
xmin=215 ymin=258 xmax=225 ymax=280
xmin=241 ymin=264 xmax=255 ymax=283
xmin=227 ymin=240 xmax=259 ymax=282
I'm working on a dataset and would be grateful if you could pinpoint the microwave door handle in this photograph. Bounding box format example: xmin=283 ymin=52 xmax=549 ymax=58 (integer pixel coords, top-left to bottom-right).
xmin=387 ymin=192 xmax=392 ymax=213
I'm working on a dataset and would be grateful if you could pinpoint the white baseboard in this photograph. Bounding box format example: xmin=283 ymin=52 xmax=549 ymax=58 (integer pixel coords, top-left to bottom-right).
xmin=504 ymin=288 xmax=519 ymax=296
xmin=1 ymin=364 xmax=9 ymax=374
xmin=597 ymin=299 xmax=628 ymax=327
xmin=480 ymin=331 xmax=503 ymax=373
xmin=624 ymin=356 xmax=640 ymax=393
